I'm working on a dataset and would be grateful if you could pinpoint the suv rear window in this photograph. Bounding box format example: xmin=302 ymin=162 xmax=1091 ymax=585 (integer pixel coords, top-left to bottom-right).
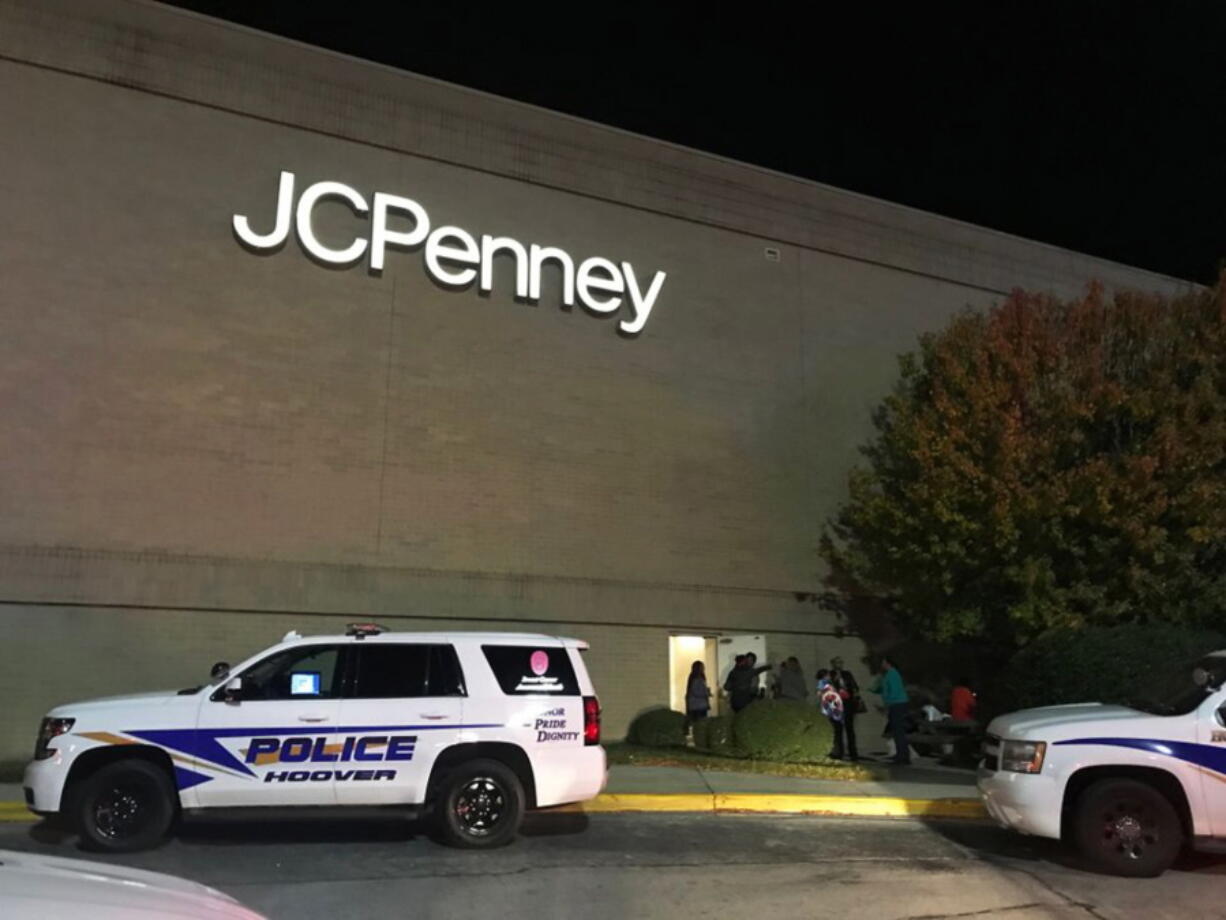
xmin=482 ymin=645 xmax=579 ymax=696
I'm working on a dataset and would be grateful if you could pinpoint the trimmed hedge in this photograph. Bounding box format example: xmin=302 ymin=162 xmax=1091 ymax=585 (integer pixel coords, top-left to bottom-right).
xmin=991 ymin=624 xmax=1226 ymax=715
xmin=627 ymin=703 xmax=837 ymax=764
xmin=693 ymin=714 xmax=736 ymax=755
xmin=733 ymin=699 xmax=833 ymax=763
xmin=627 ymin=707 xmax=687 ymax=747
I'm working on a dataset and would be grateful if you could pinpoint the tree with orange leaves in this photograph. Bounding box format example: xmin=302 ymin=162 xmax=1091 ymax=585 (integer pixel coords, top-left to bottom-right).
xmin=821 ymin=280 xmax=1226 ymax=649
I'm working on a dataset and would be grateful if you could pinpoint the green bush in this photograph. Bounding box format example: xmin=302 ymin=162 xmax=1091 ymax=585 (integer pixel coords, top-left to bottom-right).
xmin=627 ymin=707 xmax=687 ymax=747
xmin=991 ymin=624 xmax=1226 ymax=716
xmin=693 ymin=714 xmax=736 ymax=755
xmin=733 ymin=699 xmax=833 ymax=762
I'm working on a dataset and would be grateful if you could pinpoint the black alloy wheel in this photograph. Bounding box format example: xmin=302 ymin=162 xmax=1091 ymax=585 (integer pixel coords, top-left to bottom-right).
xmin=454 ymin=776 xmax=507 ymax=837
xmin=435 ymin=758 xmax=525 ymax=849
xmin=74 ymin=759 xmax=176 ymax=852
xmin=1073 ymin=778 xmax=1182 ymax=877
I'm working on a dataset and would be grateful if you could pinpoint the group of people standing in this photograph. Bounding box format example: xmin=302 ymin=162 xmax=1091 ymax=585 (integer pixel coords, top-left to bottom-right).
xmin=682 ymin=652 xmax=912 ymax=765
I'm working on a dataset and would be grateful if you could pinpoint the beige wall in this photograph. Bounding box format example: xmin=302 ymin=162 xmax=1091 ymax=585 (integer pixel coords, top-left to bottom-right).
xmin=0 ymin=1 xmax=1189 ymax=762
xmin=1 ymin=602 xmax=876 ymax=761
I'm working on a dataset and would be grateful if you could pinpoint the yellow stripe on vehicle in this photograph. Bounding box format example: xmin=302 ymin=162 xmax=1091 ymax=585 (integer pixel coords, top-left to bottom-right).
xmin=76 ymin=731 xmax=138 ymax=746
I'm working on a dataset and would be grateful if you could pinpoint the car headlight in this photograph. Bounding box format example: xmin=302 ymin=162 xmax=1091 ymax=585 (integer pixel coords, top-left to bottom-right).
xmin=34 ymin=717 xmax=75 ymax=760
xmin=1000 ymin=739 xmax=1046 ymax=773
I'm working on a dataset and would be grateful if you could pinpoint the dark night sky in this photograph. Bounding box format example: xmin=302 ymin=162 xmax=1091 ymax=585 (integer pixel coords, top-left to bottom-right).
xmin=163 ymin=1 xmax=1226 ymax=283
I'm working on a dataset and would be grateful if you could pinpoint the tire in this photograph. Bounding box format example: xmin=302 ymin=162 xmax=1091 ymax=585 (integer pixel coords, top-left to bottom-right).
xmin=434 ymin=758 xmax=525 ymax=849
xmin=1071 ymin=778 xmax=1183 ymax=877
xmin=73 ymin=759 xmax=177 ymax=853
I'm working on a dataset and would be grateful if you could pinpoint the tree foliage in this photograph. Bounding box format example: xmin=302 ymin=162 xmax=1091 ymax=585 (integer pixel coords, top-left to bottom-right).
xmin=821 ymin=281 xmax=1226 ymax=647
xmin=990 ymin=624 xmax=1225 ymax=715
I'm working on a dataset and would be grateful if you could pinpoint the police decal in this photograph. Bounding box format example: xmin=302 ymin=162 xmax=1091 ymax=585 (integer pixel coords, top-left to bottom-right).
xmin=535 ymin=707 xmax=580 ymax=743
xmin=245 ymin=734 xmax=416 ymax=782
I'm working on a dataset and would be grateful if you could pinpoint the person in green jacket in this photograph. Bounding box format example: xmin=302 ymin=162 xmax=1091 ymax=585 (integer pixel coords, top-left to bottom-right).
xmin=869 ymin=654 xmax=911 ymax=766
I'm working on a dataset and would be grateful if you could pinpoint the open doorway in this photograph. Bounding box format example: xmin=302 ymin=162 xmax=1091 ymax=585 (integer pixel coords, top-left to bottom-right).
xmin=668 ymin=635 xmax=720 ymax=716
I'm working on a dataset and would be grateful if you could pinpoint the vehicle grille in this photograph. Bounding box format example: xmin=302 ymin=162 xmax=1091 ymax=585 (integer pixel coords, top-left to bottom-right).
xmin=981 ymin=733 xmax=1000 ymax=772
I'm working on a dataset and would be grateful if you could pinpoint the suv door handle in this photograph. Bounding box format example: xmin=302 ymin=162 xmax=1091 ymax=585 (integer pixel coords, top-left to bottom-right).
xmin=297 ymin=715 xmax=328 ymax=723
xmin=419 ymin=713 xmax=448 ymax=720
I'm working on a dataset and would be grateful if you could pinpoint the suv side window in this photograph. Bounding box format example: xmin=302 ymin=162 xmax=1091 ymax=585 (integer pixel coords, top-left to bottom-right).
xmin=350 ymin=645 xmax=429 ymax=698
xmin=348 ymin=644 xmax=466 ymax=699
xmin=482 ymin=645 xmax=579 ymax=695
xmin=232 ymin=645 xmax=342 ymax=701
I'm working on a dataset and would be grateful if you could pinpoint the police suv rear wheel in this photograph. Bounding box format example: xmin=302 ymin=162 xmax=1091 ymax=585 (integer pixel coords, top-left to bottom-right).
xmin=74 ymin=760 xmax=176 ymax=853
xmin=1072 ymin=778 xmax=1183 ymax=877
xmin=436 ymin=759 xmax=524 ymax=848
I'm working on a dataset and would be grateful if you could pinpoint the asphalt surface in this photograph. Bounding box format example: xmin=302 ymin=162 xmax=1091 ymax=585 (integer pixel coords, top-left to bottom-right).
xmin=4 ymin=812 xmax=1226 ymax=919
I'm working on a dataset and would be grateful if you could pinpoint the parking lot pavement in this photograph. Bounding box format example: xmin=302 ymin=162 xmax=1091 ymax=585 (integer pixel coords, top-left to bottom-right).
xmin=2 ymin=813 xmax=1224 ymax=920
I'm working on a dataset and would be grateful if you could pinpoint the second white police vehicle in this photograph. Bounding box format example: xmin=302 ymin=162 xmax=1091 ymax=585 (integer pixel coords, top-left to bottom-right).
xmin=979 ymin=650 xmax=1226 ymax=876
xmin=24 ymin=626 xmax=606 ymax=851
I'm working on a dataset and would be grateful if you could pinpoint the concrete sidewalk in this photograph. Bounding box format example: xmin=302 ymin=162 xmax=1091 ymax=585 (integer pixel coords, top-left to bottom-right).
xmin=606 ymin=762 xmax=978 ymax=798
xmin=0 ymin=761 xmax=988 ymax=822
xmin=578 ymin=760 xmax=986 ymax=819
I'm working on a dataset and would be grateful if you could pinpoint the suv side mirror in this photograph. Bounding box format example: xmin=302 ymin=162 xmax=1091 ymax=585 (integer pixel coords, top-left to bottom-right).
xmin=210 ymin=661 xmax=230 ymax=681
xmin=223 ymin=677 xmax=244 ymax=703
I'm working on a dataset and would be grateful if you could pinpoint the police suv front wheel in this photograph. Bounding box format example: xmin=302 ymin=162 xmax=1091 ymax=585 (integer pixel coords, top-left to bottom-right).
xmin=73 ymin=759 xmax=176 ymax=853
xmin=435 ymin=758 xmax=525 ymax=848
xmin=1072 ymin=778 xmax=1183 ymax=877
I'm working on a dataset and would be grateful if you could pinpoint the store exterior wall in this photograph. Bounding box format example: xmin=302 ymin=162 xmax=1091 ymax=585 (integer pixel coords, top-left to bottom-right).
xmin=0 ymin=0 xmax=1191 ymax=763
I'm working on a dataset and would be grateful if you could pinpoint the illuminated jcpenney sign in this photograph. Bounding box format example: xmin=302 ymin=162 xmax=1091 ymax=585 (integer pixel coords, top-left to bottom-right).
xmin=232 ymin=171 xmax=667 ymax=336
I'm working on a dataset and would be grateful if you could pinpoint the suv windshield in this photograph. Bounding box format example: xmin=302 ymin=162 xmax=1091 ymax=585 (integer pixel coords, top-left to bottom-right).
xmin=1124 ymin=654 xmax=1226 ymax=716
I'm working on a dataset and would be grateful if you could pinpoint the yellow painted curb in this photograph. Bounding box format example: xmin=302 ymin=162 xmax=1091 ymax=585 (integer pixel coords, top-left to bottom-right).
xmin=555 ymin=793 xmax=986 ymax=820
xmin=0 ymin=795 xmax=987 ymax=823
xmin=714 ymin=794 xmax=986 ymax=819
xmin=0 ymin=802 xmax=35 ymax=823
xmin=568 ymin=794 xmax=717 ymax=813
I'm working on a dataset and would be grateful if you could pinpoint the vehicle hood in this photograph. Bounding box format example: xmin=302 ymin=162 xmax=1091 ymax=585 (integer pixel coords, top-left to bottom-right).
xmin=49 ymin=690 xmax=193 ymax=717
xmin=0 ymin=848 xmax=265 ymax=919
xmin=987 ymin=702 xmax=1152 ymax=740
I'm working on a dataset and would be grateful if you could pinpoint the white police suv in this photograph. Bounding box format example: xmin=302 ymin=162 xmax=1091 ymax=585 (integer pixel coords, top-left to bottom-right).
xmin=24 ymin=626 xmax=606 ymax=852
xmin=979 ymin=650 xmax=1226 ymax=877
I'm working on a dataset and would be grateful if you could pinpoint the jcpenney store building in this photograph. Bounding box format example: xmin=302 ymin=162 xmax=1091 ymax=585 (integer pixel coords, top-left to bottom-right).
xmin=0 ymin=0 xmax=1189 ymax=760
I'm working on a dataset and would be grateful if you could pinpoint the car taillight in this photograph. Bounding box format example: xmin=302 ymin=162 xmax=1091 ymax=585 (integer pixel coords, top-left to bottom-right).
xmin=583 ymin=695 xmax=601 ymax=746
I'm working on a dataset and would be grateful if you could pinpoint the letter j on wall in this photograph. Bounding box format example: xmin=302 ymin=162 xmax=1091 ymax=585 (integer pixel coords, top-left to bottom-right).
xmin=232 ymin=170 xmax=668 ymax=336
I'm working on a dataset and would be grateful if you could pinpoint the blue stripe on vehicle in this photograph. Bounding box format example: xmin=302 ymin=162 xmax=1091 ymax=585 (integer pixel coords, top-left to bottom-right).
xmin=1055 ymin=737 xmax=1226 ymax=776
xmin=127 ymin=724 xmax=504 ymax=777
xmin=129 ymin=729 xmax=257 ymax=777
xmin=331 ymin=723 xmax=503 ymax=733
xmin=173 ymin=765 xmax=215 ymax=790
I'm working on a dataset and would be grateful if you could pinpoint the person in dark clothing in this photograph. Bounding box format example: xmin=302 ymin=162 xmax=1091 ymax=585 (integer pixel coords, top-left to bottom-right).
xmin=746 ymin=652 xmax=768 ymax=700
xmin=828 ymin=656 xmax=860 ymax=761
xmin=684 ymin=660 xmax=711 ymax=731
xmin=724 ymin=653 xmax=771 ymax=712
